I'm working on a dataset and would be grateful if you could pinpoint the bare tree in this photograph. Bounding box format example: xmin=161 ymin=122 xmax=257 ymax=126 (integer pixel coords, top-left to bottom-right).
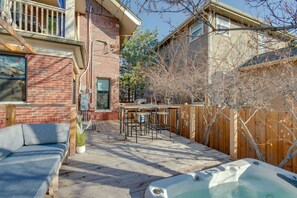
xmin=140 ymin=0 xmax=297 ymax=167
xmin=245 ymin=0 xmax=297 ymax=35
xmin=249 ymin=50 xmax=297 ymax=167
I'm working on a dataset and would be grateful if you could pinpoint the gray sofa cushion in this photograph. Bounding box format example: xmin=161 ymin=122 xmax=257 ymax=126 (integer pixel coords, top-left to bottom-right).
xmin=22 ymin=123 xmax=70 ymax=145
xmin=0 ymin=143 xmax=68 ymax=166
xmin=0 ymin=125 xmax=24 ymax=161
xmin=0 ymin=157 xmax=61 ymax=198
xmin=0 ymin=143 xmax=67 ymax=197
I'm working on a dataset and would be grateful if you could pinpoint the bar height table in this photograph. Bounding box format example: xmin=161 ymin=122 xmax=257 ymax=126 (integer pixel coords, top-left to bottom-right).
xmin=119 ymin=104 xmax=180 ymax=140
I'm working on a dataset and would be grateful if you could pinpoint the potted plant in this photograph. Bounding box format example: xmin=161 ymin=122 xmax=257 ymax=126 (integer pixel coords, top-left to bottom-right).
xmin=76 ymin=115 xmax=92 ymax=154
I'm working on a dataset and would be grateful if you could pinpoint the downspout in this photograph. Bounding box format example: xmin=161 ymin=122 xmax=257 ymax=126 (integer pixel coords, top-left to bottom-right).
xmin=90 ymin=39 xmax=107 ymax=103
xmin=79 ymin=5 xmax=92 ymax=93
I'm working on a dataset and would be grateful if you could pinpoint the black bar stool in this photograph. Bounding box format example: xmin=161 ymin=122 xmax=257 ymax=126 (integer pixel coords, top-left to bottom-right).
xmin=154 ymin=109 xmax=171 ymax=139
xmin=131 ymin=111 xmax=152 ymax=143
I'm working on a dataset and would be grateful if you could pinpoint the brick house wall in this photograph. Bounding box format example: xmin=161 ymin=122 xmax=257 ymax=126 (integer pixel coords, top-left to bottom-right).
xmin=79 ymin=0 xmax=120 ymax=120
xmin=0 ymin=54 xmax=74 ymax=128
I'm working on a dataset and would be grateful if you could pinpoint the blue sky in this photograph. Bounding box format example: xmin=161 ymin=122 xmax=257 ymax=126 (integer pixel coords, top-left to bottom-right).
xmin=129 ymin=0 xmax=265 ymax=40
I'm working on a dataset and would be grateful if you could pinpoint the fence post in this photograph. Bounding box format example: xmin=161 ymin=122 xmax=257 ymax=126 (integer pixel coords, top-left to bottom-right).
xmin=230 ymin=109 xmax=238 ymax=160
xmin=6 ymin=105 xmax=16 ymax=127
xmin=69 ymin=106 xmax=77 ymax=156
xmin=189 ymin=105 xmax=196 ymax=143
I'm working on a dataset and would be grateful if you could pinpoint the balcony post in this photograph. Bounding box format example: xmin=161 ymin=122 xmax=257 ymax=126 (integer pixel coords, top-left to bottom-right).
xmin=65 ymin=0 xmax=75 ymax=39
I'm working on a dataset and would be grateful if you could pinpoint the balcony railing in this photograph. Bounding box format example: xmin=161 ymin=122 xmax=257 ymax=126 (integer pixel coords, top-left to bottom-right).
xmin=7 ymin=0 xmax=65 ymax=38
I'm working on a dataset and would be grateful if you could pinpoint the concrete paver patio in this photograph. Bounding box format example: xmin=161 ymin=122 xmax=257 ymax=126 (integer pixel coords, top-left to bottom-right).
xmin=56 ymin=120 xmax=231 ymax=198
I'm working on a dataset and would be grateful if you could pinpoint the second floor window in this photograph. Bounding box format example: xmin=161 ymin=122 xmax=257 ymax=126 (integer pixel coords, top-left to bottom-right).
xmin=258 ymin=33 xmax=268 ymax=54
xmin=0 ymin=54 xmax=26 ymax=102
xmin=189 ymin=21 xmax=203 ymax=43
xmin=217 ymin=15 xmax=230 ymax=36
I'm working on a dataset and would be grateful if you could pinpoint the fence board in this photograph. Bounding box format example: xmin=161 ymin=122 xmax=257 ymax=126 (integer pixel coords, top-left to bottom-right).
xmin=293 ymin=113 xmax=297 ymax=173
xmin=256 ymin=110 xmax=266 ymax=160
xmin=278 ymin=112 xmax=286 ymax=169
xmin=198 ymin=106 xmax=204 ymax=143
xmin=169 ymin=105 xmax=297 ymax=173
xmin=282 ymin=112 xmax=293 ymax=171
xmin=225 ymin=109 xmax=230 ymax=154
xmin=238 ymin=110 xmax=245 ymax=159
xmin=195 ymin=106 xmax=199 ymax=142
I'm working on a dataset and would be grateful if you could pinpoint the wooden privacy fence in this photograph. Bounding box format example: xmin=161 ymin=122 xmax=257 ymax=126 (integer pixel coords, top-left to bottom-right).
xmin=168 ymin=105 xmax=297 ymax=173
xmin=168 ymin=105 xmax=230 ymax=155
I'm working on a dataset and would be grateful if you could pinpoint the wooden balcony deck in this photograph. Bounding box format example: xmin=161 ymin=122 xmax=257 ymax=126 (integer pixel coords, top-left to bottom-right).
xmin=56 ymin=120 xmax=231 ymax=198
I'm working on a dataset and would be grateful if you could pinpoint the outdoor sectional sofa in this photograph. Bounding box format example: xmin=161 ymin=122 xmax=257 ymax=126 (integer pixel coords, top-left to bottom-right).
xmin=0 ymin=123 xmax=70 ymax=197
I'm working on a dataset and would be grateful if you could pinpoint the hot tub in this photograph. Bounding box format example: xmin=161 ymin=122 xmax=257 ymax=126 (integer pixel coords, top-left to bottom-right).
xmin=145 ymin=158 xmax=297 ymax=198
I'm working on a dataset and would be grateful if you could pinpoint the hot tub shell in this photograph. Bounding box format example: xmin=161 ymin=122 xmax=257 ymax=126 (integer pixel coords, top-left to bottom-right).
xmin=145 ymin=158 xmax=297 ymax=198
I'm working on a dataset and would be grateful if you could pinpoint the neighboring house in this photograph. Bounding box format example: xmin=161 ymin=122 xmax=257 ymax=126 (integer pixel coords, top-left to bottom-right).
xmin=0 ymin=0 xmax=140 ymax=128
xmin=239 ymin=46 xmax=297 ymax=111
xmin=157 ymin=0 xmax=293 ymax=86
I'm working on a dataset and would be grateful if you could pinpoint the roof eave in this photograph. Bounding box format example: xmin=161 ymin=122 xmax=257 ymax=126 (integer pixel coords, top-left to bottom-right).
xmin=157 ymin=0 xmax=295 ymax=49
xmin=239 ymin=56 xmax=297 ymax=71
xmin=97 ymin=0 xmax=141 ymax=34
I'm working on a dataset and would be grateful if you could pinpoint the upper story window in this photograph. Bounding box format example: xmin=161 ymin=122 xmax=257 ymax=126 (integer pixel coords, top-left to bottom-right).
xmin=0 ymin=54 xmax=26 ymax=102
xmin=216 ymin=15 xmax=230 ymax=36
xmin=189 ymin=21 xmax=203 ymax=43
xmin=258 ymin=33 xmax=268 ymax=54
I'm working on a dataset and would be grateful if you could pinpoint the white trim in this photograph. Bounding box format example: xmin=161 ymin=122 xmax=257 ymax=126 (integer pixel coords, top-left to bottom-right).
xmin=95 ymin=110 xmax=112 ymax=112
xmin=0 ymin=101 xmax=27 ymax=105
xmin=110 ymin=0 xmax=141 ymax=25
xmin=124 ymin=9 xmax=141 ymax=26
xmin=76 ymin=12 xmax=80 ymax=41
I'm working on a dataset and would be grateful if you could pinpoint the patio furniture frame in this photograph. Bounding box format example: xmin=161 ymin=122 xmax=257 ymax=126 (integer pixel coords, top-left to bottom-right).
xmin=119 ymin=104 xmax=180 ymax=140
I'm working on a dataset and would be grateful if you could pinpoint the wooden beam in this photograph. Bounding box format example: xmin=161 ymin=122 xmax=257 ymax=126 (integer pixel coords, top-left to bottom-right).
xmin=6 ymin=105 xmax=16 ymax=127
xmin=70 ymin=106 xmax=77 ymax=156
xmin=0 ymin=38 xmax=27 ymax=53
xmin=0 ymin=17 xmax=35 ymax=53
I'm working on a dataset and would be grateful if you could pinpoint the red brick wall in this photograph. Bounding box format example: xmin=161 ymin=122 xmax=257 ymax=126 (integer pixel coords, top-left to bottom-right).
xmin=0 ymin=54 xmax=74 ymax=128
xmin=79 ymin=0 xmax=120 ymax=120
xmin=27 ymin=54 xmax=73 ymax=104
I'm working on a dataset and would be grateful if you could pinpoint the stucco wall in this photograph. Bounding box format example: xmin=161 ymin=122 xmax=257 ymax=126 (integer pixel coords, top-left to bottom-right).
xmin=209 ymin=13 xmax=287 ymax=79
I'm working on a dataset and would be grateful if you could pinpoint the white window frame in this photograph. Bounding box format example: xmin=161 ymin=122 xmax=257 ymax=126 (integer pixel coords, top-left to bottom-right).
xmin=216 ymin=15 xmax=230 ymax=36
xmin=0 ymin=0 xmax=5 ymax=17
xmin=258 ymin=33 xmax=268 ymax=54
xmin=189 ymin=21 xmax=203 ymax=43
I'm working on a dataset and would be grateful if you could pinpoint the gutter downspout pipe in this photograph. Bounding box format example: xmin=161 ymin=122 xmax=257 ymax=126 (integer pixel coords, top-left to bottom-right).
xmin=79 ymin=5 xmax=92 ymax=93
